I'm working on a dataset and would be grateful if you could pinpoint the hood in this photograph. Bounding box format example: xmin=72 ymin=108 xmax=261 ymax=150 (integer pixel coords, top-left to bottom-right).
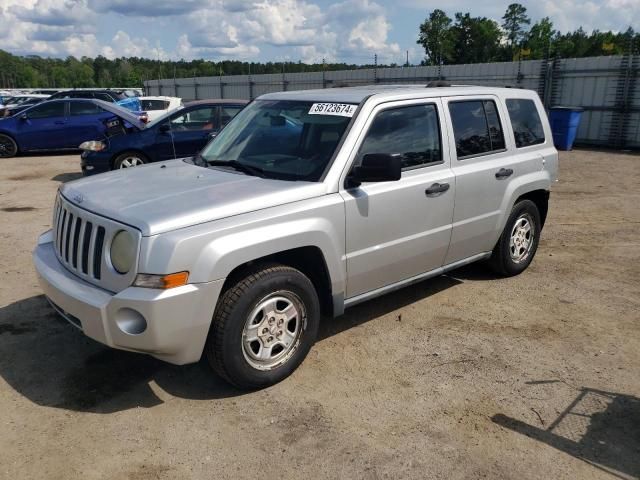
xmin=61 ymin=160 xmax=327 ymax=236
xmin=93 ymin=99 xmax=146 ymax=130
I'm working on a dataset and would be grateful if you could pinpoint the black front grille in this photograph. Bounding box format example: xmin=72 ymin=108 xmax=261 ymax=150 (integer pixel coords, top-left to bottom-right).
xmin=53 ymin=202 xmax=105 ymax=281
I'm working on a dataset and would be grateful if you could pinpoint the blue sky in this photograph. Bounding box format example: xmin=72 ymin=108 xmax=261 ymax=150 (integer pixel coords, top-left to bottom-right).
xmin=0 ymin=0 xmax=638 ymax=63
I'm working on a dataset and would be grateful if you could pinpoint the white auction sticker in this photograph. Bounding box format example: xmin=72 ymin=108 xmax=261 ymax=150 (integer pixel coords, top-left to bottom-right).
xmin=308 ymin=103 xmax=357 ymax=117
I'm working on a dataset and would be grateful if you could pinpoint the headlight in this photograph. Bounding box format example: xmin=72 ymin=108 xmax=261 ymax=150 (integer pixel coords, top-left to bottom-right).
xmin=110 ymin=230 xmax=136 ymax=274
xmin=79 ymin=140 xmax=106 ymax=151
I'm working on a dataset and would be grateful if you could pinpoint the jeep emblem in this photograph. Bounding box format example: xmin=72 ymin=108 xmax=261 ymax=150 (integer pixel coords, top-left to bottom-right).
xmin=73 ymin=193 xmax=84 ymax=204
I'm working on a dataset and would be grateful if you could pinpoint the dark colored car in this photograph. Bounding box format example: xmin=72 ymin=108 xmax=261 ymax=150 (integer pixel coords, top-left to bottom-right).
xmin=0 ymin=95 xmax=50 ymax=118
xmin=0 ymin=99 xmax=144 ymax=158
xmin=49 ymin=89 xmax=142 ymax=112
xmin=80 ymin=99 xmax=247 ymax=175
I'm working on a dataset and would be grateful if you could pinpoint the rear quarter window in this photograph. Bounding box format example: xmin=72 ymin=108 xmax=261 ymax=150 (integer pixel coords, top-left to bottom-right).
xmin=506 ymin=99 xmax=545 ymax=148
xmin=142 ymin=100 xmax=170 ymax=110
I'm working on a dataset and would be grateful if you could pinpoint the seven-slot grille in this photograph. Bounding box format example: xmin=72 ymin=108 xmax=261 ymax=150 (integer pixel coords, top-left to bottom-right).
xmin=53 ymin=196 xmax=106 ymax=280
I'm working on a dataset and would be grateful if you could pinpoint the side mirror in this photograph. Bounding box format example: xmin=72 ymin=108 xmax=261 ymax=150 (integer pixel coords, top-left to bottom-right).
xmin=348 ymin=153 xmax=402 ymax=187
xmin=158 ymin=123 xmax=170 ymax=133
xmin=19 ymin=113 xmax=28 ymax=121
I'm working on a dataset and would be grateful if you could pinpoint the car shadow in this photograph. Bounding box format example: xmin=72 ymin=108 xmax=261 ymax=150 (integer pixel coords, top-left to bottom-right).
xmin=0 ymin=269 xmax=476 ymax=414
xmin=51 ymin=172 xmax=83 ymax=183
xmin=492 ymin=384 xmax=640 ymax=479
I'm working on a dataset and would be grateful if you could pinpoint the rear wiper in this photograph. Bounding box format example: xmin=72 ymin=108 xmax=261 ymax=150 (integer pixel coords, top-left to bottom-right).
xmin=207 ymin=159 xmax=266 ymax=178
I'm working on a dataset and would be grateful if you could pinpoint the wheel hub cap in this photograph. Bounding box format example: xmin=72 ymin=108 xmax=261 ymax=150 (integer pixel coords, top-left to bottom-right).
xmin=509 ymin=214 xmax=535 ymax=264
xmin=242 ymin=292 xmax=305 ymax=370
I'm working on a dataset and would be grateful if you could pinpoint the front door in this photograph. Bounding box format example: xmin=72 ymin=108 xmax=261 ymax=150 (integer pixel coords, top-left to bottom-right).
xmin=341 ymin=100 xmax=455 ymax=298
xmin=169 ymin=106 xmax=219 ymax=158
xmin=16 ymin=101 xmax=68 ymax=150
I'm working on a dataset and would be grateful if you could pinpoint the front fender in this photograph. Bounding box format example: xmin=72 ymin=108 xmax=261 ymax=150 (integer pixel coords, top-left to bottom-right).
xmin=138 ymin=196 xmax=346 ymax=296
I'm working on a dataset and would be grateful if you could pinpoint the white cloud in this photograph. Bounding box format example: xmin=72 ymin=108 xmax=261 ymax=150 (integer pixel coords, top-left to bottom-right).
xmin=9 ymin=0 xmax=94 ymax=26
xmin=2 ymin=0 xmax=636 ymax=64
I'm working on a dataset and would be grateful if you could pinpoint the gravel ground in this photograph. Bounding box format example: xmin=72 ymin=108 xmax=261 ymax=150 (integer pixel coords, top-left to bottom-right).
xmin=0 ymin=150 xmax=638 ymax=480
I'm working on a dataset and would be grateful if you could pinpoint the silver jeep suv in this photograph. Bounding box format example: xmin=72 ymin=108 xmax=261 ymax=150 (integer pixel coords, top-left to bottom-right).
xmin=33 ymin=85 xmax=558 ymax=388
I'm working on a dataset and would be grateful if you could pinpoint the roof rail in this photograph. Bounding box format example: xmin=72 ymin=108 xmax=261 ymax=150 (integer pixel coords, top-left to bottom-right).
xmin=426 ymin=80 xmax=451 ymax=88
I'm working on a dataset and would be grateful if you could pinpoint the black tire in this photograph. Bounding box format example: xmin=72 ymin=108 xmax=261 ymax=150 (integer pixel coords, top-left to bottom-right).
xmin=205 ymin=264 xmax=320 ymax=389
xmin=112 ymin=151 xmax=148 ymax=170
xmin=0 ymin=133 xmax=18 ymax=158
xmin=488 ymin=199 xmax=541 ymax=277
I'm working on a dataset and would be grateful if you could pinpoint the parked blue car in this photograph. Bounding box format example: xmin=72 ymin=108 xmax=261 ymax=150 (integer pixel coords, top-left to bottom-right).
xmin=0 ymin=99 xmax=144 ymax=158
xmin=80 ymin=99 xmax=247 ymax=174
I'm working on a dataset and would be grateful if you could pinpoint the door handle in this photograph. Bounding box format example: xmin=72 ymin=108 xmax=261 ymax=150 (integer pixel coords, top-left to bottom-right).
xmin=495 ymin=168 xmax=514 ymax=179
xmin=54 ymin=121 xmax=65 ymax=125
xmin=425 ymin=182 xmax=450 ymax=196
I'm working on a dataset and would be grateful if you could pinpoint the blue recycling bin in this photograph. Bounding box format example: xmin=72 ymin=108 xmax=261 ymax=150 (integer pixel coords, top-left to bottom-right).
xmin=549 ymin=107 xmax=584 ymax=151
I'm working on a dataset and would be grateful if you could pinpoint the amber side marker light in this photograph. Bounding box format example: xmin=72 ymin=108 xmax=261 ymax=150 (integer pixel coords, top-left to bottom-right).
xmin=134 ymin=272 xmax=189 ymax=289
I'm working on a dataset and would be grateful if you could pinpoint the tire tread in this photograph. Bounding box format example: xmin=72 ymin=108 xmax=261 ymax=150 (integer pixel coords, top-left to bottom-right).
xmin=207 ymin=264 xmax=304 ymax=387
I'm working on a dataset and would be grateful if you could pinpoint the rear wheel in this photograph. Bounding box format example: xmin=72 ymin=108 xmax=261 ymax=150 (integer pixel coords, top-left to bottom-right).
xmin=489 ymin=199 xmax=541 ymax=276
xmin=0 ymin=134 xmax=18 ymax=158
xmin=205 ymin=264 xmax=320 ymax=389
xmin=113 ymin=152 xmax=147 ymax=170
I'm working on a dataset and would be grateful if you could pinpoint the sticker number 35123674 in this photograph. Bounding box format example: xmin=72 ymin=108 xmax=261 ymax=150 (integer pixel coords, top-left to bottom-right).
xmin=308 ymin=103 xmax=357 ymax=117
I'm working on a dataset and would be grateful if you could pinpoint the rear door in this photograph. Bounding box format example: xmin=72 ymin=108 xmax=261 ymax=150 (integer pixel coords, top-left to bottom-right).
xmin=15 ymin=101 xmax=68 ymax=150
xmin=64 ymin=101 xmax=112 ymax=148
xmin=443 ymin=95 xmax=534 ymax=264
xmin=341 ymin=99 xmax=455 ymax=298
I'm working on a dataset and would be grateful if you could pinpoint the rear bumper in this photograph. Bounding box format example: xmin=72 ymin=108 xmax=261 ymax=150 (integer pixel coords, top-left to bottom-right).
xmin=33 ymin=231 xmax=224 ymax=365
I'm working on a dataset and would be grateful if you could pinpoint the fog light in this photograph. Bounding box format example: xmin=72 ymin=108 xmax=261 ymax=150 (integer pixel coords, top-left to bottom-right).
xmin=115 ymin=308 xmax=147 ymax=335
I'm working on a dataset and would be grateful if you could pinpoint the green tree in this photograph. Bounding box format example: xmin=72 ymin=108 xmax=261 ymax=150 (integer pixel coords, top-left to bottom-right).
xmin=502 ymin=3 xmax=531 ymax=58
xmin=451 ymin=13 xmax=503 ymax=64
xmin=417 ymin=9 xmax=455 ymax=65
xmin=525 ymin=17 xmax=555 ymax=59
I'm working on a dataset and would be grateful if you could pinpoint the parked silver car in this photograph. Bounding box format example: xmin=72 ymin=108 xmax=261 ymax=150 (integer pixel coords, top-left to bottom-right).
xmin=33 ymin=85 xmax=558 ymax=388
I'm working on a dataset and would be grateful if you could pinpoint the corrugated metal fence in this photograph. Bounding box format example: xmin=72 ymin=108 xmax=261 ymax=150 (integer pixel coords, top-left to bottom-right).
xmin=145 ymin=55 xmax=640 ymax=149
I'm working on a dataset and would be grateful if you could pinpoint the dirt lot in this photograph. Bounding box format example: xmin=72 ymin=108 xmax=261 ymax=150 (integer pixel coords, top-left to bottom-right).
xmin=0 ymin=150 xmax=638 ymax=480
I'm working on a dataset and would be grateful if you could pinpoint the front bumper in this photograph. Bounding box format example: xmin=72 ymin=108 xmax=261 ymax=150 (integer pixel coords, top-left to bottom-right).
xmin=80 ymin=150 xmax=111 ymax=176
xmin=33 ymin=231 xmax=224 ymax=365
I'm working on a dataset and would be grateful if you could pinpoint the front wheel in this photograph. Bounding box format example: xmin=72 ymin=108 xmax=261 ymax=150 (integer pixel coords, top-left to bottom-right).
xmin=488 ymin=199 xmax=541 ymax=276
xmin=0 ymin=134 xmax=18 ymax=158
xmin=113 ymin=152 xmax=147 ymax=170
xmin=205 ymin=264 xmax=320 ymax=389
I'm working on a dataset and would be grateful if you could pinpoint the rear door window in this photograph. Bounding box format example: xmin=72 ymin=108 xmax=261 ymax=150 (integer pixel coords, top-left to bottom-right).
xmin=506 ymin=99 xmax=545 ymax=148
xmin=70 ymin=101 xmax=104 ymax=116
xmin=449 ymin=100 xmax=506 ymax=159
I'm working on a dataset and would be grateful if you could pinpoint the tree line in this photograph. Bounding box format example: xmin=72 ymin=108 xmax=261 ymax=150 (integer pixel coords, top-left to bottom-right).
xmin=417 ymin=3 xmax=638 ymax=65
xmin=0 ymin=51 xmax=370 ymax=89
xmin=1 ymin=2 xmax=638 ymax=89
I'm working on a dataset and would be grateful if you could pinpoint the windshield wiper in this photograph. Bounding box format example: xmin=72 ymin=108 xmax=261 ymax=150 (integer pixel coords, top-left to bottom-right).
xmin=207 ymin=159 xmax=266 ymax=178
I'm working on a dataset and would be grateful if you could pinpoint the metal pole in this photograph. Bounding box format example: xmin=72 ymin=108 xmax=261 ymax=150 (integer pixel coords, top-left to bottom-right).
xmin=322 ymin=58 xmax=326 ymax=89
xmin=374 ymin=53 xmax=378 ymax=83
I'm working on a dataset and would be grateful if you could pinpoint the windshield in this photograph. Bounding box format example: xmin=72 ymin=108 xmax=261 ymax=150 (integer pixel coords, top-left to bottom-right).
xmin=200 ymin=100 xmax=356 ymax=181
